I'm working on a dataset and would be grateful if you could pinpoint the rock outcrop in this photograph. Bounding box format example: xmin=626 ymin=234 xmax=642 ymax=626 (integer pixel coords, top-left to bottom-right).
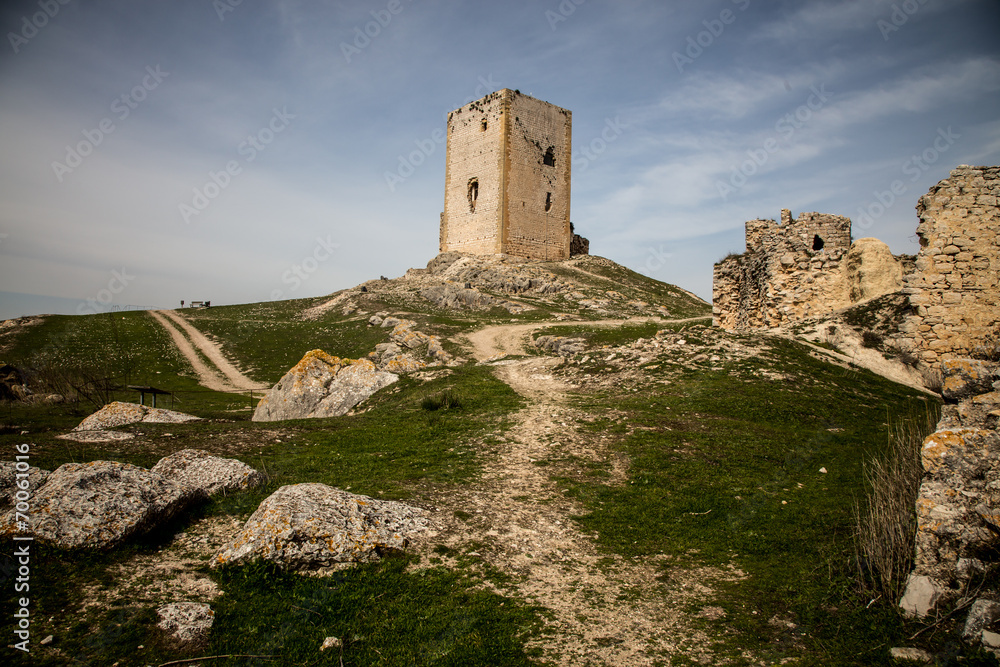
xmin=846 ymin=238 xmax=904 ymax=303
xmin=74 ymin=402 xmax=201 ymax=431
xmin=534 ymin=335 xmax=587 ymax=357
xmin=902 ymin=359 xmax=1000 ymax=627
xmin=211 ymin=483 xmax=429 ymax=570
xmin=151 ymin=449 xmax=265 ymax=496
xmin=0 ymin=461 xmax=206 ymax=548
xmin=252 ymin=351 xmax=397 ymax=422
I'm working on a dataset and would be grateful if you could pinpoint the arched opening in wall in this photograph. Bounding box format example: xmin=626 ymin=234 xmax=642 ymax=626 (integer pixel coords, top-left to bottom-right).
xmin=812 ymin=235 xmax=824 ymax=251
xmin=468 ymin=178 xmax=479 ymax=213
xmin=545 ymin=192 xmax=552 ymax=212
xmin=543 ymin=147 xmax=555 ymax=167
xmin=480 ymin=119 xmax=487 ymax=131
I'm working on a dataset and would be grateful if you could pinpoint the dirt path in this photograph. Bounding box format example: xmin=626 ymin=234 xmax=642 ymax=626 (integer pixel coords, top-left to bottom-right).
xmin=424 ymin=318 xmax=738 ymax=665
xmin=149 ymin=310 xmax=268 ymax=392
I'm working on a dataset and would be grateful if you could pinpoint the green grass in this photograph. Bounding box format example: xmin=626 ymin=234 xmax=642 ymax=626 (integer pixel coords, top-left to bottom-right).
xmin=5 ymin=542 xmax=544 ymax=667
xmin=560 ymin=337 xmax=950 ymax=665
xmin=1 ymin=363 xmax=533 ymax=665
xmin=2 ymin=259 xmax=981 ymax=665
xmin=532 ymin=319 xmax=710 ymax=351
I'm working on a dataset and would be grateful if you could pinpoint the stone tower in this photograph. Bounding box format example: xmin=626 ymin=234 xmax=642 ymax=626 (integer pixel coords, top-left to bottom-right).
xmin=440 ymin=89 xmax=572 ymax=260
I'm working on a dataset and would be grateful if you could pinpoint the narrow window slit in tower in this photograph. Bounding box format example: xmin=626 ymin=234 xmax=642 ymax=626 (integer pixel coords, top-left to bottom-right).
xmin=545 ymin=192 xmax=552 ymax=212
xmin=481 ymin=119 xmax=487 ymax=131
xmin=543 ymin=147 xmax=555 ymax=167
xmin=468 ymin=178 xmax=479 ymax=213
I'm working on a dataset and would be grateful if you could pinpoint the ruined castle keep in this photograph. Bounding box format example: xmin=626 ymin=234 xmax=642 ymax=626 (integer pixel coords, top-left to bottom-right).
xmin=896 ymin=166 xmax=1000 ymax=365
xmin=440 ymin=89 xmax=573 ymax=261
xmin=713 ymin=167 xmax=999 ymax=374
xmin=713 ymin=210 xmax=880 ymax=330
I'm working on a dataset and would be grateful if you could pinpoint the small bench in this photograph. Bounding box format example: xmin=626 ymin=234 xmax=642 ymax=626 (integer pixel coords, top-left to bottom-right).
xmin=127 ymin=385 xmax=172 ymax=408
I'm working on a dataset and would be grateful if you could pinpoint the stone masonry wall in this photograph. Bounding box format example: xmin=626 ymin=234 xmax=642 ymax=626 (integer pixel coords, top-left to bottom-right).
xmin=440 ymin=89 xmax=571 ymax=260
xmin=895 ymin=166 xmax=1000 ymax=369
xmin=441 ymin=91 xmax=507 ymax=255
xmin=713 ymin=210 xmax=853 ymax=330
xmin=502 ymin=92 xmax=572 ymax=260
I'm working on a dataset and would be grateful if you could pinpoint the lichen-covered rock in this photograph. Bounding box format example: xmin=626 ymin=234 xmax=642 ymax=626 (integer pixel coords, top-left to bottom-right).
xmin=74 ymin=401 xmax=201 ymax=431
xmin=941 ymin=359 xmax=1000 ymax=402
xmin=389 ymin=319 xmax=431 ymax=349
xmin=913 ymin=428 xmax=1000 ymax=583
xmin=0 ymin=461 xmax=206 ymax=548
xmin=0 ymin=462 xmax=49 ymax=511
xmin=379 ymin=354 xmax=427 ymax=374
xmin=252 ymin=351 xmax=397 ymax=422
xmin=151 ymin=449 xmax=265 ymax=496
xmin=157 ymin=602 xmax=214 ymax=644
xmin=211 ymin=483 xmax=429 ymax=570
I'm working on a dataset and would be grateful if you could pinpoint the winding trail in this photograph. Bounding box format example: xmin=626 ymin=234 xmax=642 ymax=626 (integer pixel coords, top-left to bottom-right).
xmin=149 ymin=310 xmax=268 ymax=392
xmin=424 ymin=316 xmax=736 ymax=665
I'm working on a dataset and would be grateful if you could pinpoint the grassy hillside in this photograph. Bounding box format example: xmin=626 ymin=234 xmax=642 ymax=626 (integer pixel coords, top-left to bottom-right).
xmin=1 ymin=254 xmax=974 ymax=666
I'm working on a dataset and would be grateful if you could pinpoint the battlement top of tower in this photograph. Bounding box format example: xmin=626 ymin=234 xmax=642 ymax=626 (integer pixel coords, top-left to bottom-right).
xmin=448 ymin=89 xmax=571 ymax=118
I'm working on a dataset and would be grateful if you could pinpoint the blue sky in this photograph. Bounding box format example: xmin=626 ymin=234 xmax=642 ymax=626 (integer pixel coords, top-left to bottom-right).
xmin=1 ymin=0 xmax=998 ymax=321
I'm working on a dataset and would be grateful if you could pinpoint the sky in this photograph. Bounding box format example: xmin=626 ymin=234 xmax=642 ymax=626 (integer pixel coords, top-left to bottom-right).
xmin=1 ymin=0 xmax=999 ymax=321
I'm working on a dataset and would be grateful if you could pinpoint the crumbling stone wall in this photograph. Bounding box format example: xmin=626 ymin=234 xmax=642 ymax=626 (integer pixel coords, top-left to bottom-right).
xmin=895 ymin=166 xmax=1000 ymax=369
xmin=440 ymin=89 xmax=572 ymax=260
xmin=713 ymin=210 xmax=853 ymax=329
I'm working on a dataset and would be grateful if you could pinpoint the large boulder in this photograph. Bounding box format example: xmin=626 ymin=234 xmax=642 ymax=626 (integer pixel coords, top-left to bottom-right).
xmin=252 ymin=351 xmax=397 ymax=422
xmin=0 ymin=461 xmax=206 ymax=548
xmin=151 ymin=449 xmax=265 ymax=496
xmin=74 ymin=401 xmax=201 ymax=431
xmin=211 ymin=483 xmax=429 ymax=570
xmin=846 ymin=238 xmax=904 ymax=303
